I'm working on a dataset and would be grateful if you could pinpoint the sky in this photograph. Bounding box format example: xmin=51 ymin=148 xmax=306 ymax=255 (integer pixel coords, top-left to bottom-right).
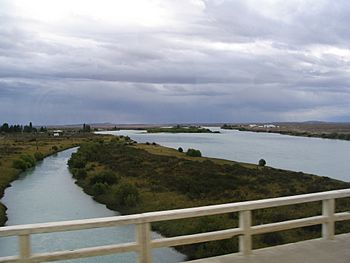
xmin=1 ymin=0 xmax=350 ymax=125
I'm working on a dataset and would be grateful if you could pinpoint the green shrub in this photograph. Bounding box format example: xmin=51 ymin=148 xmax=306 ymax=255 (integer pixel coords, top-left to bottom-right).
xmin=111 ymin=137 xmax=120 ymax=143
xmin=73 ymin=168 xmax=87 ymax=179
xmin=68 ymin=153 xmax=87 ymax=168
xmin=34 ymin=152 xmax=44 ymax=161
xmin=92 ymin=182 xmax=108 ymax=195
xmin=12 ymin=159 xmax=27 ymax=171
xmin=20 ymin=154 xmax=36 ymax=167
xmin=90 ymin=170 xmax=119 ymax=185
xmin=178 ymin=147 xmax=183 ymax=153
xmin=52 ymin=145 xmax=59 ymax=151
xmin=114 ymin=182 xmax=140 ymax=207
xmin=186 ymin=148 xmax=202 ymax=157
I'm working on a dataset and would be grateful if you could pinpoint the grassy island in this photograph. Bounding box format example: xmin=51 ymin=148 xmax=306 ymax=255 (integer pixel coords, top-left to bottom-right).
xmin=147 ymin=126 xmax=218 ymax=133
xmin=68 ymin=136 xmax=350 ymax=260
xmin=0 ymin=131 xmax=110 ymax=225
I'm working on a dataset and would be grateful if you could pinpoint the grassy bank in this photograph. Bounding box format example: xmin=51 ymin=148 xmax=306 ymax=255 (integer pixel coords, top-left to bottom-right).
xmin=222 ymin=125 xmax=350 ymax=141
xmin=68 ymin=137 xmax=350 ymax=260
xmin=147 ymin=126 xmax=218 ymax=133
xmin=0 ymin=132 xmax=110 ymax=225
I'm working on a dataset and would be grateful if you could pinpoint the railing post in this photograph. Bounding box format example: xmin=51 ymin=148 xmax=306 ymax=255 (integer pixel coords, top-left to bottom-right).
xmin=322 ymin=199 xmax=335 ymax=240
xmin=239 ymin=210 xmax=252 ymax=255
xmin=137 ymin=222 xmax=151 ymax=263
xmin=18 ymin=234 xmax=31 ymax=260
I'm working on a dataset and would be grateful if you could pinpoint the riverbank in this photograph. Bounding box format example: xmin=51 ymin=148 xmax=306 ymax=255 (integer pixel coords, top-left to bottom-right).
xmin=68 ymin=137 xmax=350 ymax=260
xmin=222 ymin=123 xmax=350 ymax=141
xmin=0 ymin=132 xmax=111 ymax=225
xmin=147 ymin=126 xmax=218 ymax=133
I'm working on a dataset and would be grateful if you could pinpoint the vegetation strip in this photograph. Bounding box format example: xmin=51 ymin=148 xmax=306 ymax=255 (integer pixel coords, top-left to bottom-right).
xmin=222 ymin=124 xmax=350 ymax=141
xmin=147 ymin=125 xmax=218 ymax=133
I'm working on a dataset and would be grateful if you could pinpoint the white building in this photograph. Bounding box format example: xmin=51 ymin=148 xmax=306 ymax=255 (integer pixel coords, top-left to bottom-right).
xmin=263 ymin=124 xmax=277 ymax=128
xmin=52 ymin=130 xmax=63 ymax=137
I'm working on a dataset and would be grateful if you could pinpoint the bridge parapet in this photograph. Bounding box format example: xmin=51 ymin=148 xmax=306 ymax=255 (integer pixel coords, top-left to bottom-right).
xmin=1 ymin=189 xmax=350 ymax=263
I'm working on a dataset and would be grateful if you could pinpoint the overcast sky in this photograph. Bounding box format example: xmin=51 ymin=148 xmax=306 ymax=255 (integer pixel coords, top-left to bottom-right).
xmin=1 ymin=0 xmax=350 ymax=125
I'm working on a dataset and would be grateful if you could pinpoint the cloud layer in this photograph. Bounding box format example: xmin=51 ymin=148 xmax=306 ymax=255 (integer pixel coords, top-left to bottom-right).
xmin=1 ymin=0 xmax=350 ymax=124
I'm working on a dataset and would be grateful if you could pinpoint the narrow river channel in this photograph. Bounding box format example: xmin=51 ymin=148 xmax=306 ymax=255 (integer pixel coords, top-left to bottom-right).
xmin=0 ymin=148 xmax=185 ymax=262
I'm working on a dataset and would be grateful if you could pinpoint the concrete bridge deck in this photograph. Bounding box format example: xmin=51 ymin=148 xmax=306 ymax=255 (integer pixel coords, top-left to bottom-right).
xmin=188 ymin=233 xmax=350 ymax=263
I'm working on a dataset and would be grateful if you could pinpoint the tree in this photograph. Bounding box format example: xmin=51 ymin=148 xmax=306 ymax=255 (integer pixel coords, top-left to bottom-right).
xmin=258 ymin=159 xmax=266 ymax=166
xmin=1 ymin=123 xmax=9 ymax=132
xmin=82 ymin=123 xmax=91 ymax=132
xmin=178 ymin=147 xmax=183 ymax=153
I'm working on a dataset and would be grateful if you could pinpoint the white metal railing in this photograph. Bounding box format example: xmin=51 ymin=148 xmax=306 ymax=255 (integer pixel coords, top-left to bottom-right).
xmin=0 ymin=189 xmax=350 ymax=263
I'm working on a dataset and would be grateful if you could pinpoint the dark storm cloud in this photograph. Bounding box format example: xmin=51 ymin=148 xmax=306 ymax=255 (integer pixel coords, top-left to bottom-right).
xmin=1 ymin=0 xmax=350 ymax=124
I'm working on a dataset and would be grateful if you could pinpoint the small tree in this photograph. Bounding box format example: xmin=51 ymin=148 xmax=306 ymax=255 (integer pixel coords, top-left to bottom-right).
xmin=82 ymin=123 xmax=91 ymax=132
xmin=178 ymin=147 xmax=183 ymax=153
xmin=258 ymin=159 xmax=266 ymax=166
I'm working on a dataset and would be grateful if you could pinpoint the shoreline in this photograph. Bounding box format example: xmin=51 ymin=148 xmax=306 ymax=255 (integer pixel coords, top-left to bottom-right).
xmin=222 ymin=126 xmax=350 ymax=142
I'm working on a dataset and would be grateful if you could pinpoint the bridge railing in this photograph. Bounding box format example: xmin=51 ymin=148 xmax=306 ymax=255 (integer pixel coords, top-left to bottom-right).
xmin=0 ymin=189 xmax=350 ymax=263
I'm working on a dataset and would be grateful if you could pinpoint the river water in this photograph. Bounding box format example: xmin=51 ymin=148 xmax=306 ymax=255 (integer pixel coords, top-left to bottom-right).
xmin=1 ymin=128 xmax=349 ymax=261
xmin=98 ymin=128 xmax=350 ymax=182
xmin=0 ymin=148 xmax=185 ymax=262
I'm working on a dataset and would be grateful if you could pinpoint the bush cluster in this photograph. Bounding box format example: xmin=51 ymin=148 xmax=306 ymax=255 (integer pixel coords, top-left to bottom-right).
xmin=113 ymin=182 xmax=140 ymax=207
xmin=12 ymin=154 xmax=36 ymax=171
xmin=90 ymin=170 xmax=119 ymax=185
xmin=68 ymin=141 xmax=141 ymax=207
xmin=52 ymin=145 xmax=59 ymax=151
xmin=186 ymin=148 xmax=202 ymax=157
xmin=34 ymin=152 xmax=44 ymax=161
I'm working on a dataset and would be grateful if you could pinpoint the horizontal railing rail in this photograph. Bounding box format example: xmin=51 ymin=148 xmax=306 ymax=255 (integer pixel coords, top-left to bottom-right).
xmin=0 ymin=189 xmax=349 ymax=263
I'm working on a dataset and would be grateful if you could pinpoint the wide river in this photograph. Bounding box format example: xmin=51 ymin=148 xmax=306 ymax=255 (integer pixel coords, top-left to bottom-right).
xmin=0 ymin=148 xmax=185 ymax=262
xmin=99 ymin=128 xmax=350 ymax=182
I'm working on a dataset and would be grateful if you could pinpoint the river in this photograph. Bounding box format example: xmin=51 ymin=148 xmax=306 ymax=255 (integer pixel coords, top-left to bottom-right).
xmin=0 ymin=148 xmax=185 ymax=262
xmin=98 ymin=128 xmax=350 ymax=182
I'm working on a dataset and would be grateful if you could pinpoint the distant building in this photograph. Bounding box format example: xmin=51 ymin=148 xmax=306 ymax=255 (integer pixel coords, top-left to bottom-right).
xmin=263 ymin=124 xmax=277 ymax=128
xmin=249 ymin=124 xmax=257 ymax=128
xmin=52 ymin=130 xmax=63 ymax=137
